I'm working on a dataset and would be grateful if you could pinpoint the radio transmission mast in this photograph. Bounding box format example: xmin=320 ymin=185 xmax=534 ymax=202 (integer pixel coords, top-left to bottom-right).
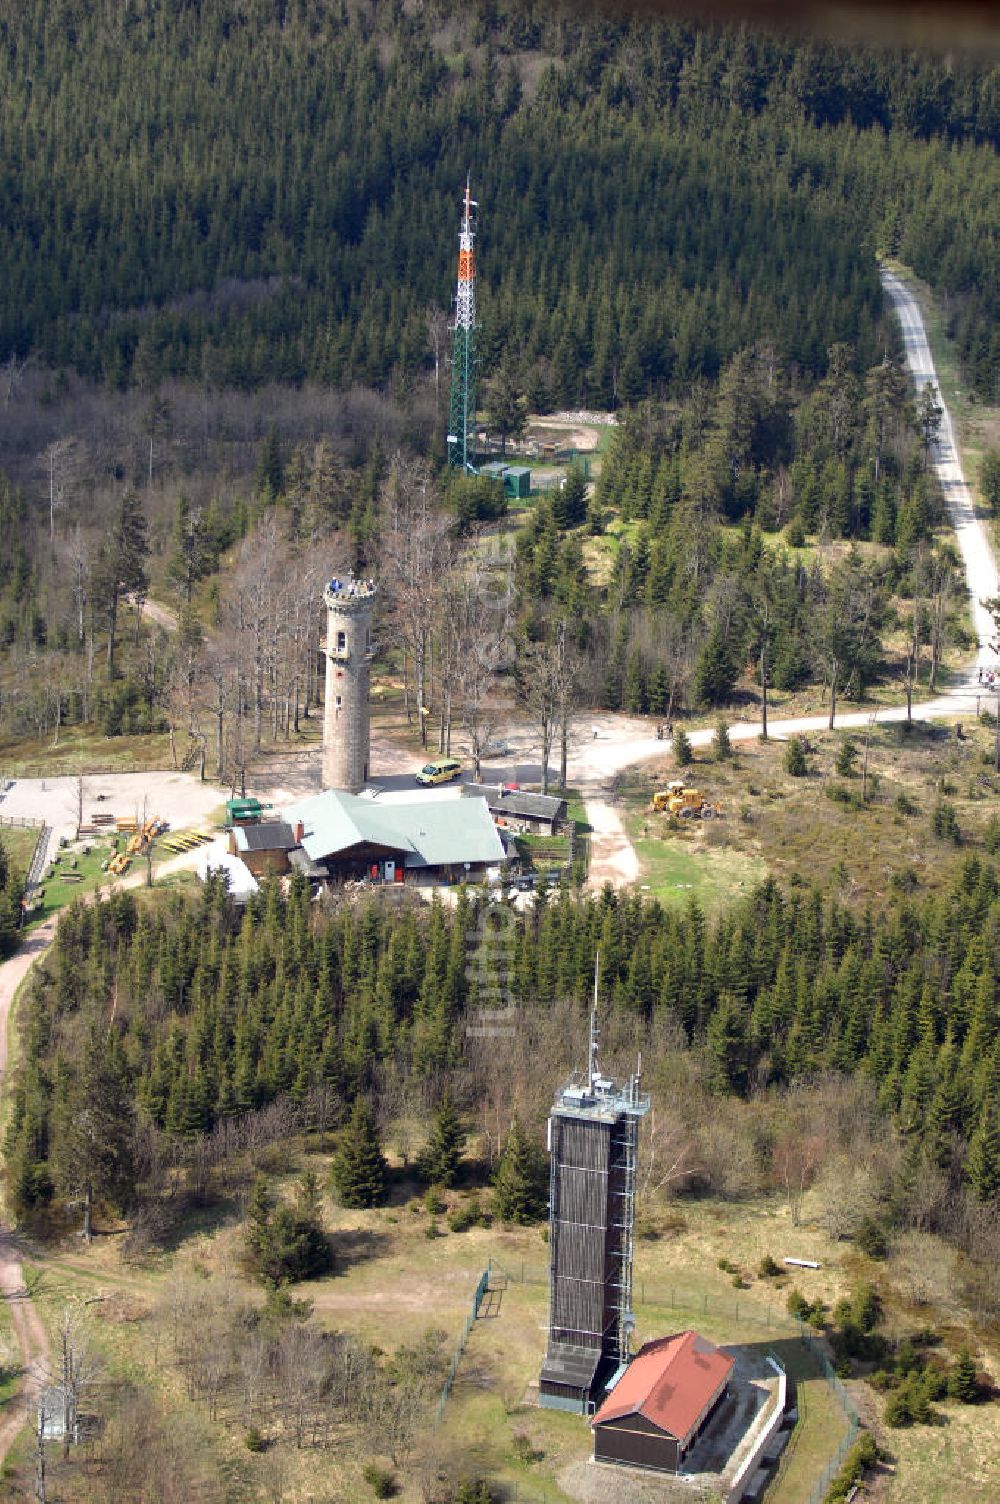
xmin=447 ymin=178 xmax=478 ymax=472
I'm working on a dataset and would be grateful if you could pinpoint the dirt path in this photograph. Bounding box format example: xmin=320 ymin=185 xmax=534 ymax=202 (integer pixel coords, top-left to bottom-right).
xmin=0 ymin=918 xmax=56 ymax=1462
xmin=129 ymin=595 xmax=177 ymax=634
xmin=582 ymin=788 xmax=639 ymax=888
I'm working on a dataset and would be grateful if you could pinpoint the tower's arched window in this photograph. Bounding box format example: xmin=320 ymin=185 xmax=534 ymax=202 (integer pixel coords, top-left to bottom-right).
xmin=336 ymin=630 xmax=346 ymax=651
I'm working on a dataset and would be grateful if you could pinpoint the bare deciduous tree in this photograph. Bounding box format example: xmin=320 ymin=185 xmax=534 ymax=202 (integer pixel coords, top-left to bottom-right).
xmin=380 ymin=459 xmax=451 ymax=745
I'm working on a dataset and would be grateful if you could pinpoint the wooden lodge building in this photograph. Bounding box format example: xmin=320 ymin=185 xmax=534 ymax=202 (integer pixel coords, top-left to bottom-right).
xmin=282 ymin=789 xmax=507 ymax=885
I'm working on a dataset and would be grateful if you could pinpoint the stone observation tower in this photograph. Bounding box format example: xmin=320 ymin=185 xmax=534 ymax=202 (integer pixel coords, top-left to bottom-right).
xmin=322 ymin=575 xmax=376 ymax=793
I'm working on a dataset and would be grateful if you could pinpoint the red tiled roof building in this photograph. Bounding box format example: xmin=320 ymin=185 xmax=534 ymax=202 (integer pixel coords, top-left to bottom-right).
xmin=591 ymin=1331 xmax=735 ymax=1473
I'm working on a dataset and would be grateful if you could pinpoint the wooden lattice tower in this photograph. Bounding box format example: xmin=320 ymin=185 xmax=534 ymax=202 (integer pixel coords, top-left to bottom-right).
xmin=539 ymin=992 xmax=649 ymax=1414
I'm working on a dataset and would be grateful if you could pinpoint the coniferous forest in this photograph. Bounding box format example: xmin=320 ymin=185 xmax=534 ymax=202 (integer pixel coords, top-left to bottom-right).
xmin=0 ymin=1 xmax=997 ymax=402
xmin=7 ymin=871 xmax=999 ymax=1262
xmin=1 ymin=1 xmax=997 ymax=753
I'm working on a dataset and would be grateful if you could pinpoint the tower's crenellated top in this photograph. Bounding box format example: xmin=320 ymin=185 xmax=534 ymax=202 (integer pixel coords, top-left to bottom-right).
xmin=324 ymin=575 xmax=377 ymax=612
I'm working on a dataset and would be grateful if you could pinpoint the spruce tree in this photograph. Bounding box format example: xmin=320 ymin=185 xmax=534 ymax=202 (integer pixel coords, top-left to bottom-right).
xmin=835 ymin=738 xmax=858 ymax=776
xmin=551 ymin=464 xmax=587 ymax=530
xmin=49 ymin=1030 xmax=135 ymax=1241
xmin=966 ymin=1096 xmax=1000 ymax=1202
xmin=673 ymin=727 xmax=694 ymax=767
xmin=493 ymin=1117 xmax=548 ymax=1224
xmin=948 ymin=1347 xmax=978 ymax=1404
xmin=785 ymin=736 xmax=808 ymax=776
xmin=713 ymin=719 xmax=732 ymax=760
xmin=420 ymin=1093 xmax=465 ymax=1187
xmin=693 ymin=627 xmax=737 ymax=706
xmin=330 ymin=1099 xmax=388 ymax=1208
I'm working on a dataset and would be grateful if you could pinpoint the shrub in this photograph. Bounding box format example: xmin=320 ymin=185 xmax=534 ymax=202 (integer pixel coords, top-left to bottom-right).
xmin=854 ymin=1217 xmax=889 ymax=1259
xmin=835 ymin=738 xmax=857 ymax=776
xmin=985 ymin=815 xmax=1000 ymax=853
xmin=894 ymin=790 xmax=918 ymax=816
xmin=424 ymin=1184 xmax=447 ymax=1216
xmin=823 ymin=1431 xmax=878 ymax=1503
xmin=886 ymin=1371 xmax=938 ymax=1426
xmin=787 ymin=1288 xmax=811 ymax=1320
xmin=758 ymin=1254 xmax=782 ymax=1277
xmin=448 ymin=1194 xmax=487 ymax=1233
xmin=363 ymin=1463 xmax=398 ymax=1499
xmin=824 ymin=781 xmax=855 ymax=806
xmin=785 ymin=516 xmax=806 ymax=547
xmin=511 ymin=1432 xmax=542 ymax=1464
xmin=785 ymin=736 xmax=808 ymax=776
xmin=851 ymin=1283 xmax=881 ymax=1334
xmin=244 ymin=1427 xmax=267 ymax=1453
xmin=932 ymin=799 xmax=961 ymax=843
xmin=884 ymin=1385 xmax=913 ymax=1427
xmin=425 ymin=1218 xmax=442 ymax=1239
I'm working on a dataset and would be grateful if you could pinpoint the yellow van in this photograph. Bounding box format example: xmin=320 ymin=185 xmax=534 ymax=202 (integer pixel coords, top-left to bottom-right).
xmin=415 ymin=758 xmax=463 ymax=786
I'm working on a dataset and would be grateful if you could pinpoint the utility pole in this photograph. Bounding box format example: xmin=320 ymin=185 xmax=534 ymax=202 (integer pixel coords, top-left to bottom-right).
xmin=446 ymin=179 xmax=479 ymax=474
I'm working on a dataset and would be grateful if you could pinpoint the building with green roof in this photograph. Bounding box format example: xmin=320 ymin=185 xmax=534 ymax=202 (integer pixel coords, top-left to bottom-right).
xmin=283 ymin=789 xmax=508 ymax=884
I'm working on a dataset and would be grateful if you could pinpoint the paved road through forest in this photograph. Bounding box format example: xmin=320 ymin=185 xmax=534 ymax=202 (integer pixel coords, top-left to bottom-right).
xmin=880 ymin=267 xmax=999 ymax=669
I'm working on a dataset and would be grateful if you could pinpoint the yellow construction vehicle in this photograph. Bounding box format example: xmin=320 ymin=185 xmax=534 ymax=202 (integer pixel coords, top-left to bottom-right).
xmin=650 ymin=779 xmax=723 ymax=819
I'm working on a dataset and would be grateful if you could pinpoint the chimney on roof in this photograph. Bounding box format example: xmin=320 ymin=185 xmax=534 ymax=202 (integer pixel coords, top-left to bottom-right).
xmin=293 ymin=820 xmax=305 ymax=844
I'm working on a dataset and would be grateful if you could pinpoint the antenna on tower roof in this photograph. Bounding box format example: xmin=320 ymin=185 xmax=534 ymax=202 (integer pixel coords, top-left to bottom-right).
xmin=588 ymin=951 xmax=600 ymax=1090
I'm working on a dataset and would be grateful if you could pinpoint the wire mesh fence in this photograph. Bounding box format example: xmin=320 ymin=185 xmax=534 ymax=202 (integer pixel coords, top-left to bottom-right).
xmin=434 ymin=1260 xmax=863 ymax=1504
xmin=499 ymin=1259 xmax=803 ymax=1336
xmin=434 ymin=1263 xmax=492 ymax=1426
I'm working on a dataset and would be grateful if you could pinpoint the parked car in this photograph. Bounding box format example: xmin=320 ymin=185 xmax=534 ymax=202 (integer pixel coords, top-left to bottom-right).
xmin=415 ymin=758 xmax=463 ymax=786
xmin=482 ymin=737 xmax=510 ymax=758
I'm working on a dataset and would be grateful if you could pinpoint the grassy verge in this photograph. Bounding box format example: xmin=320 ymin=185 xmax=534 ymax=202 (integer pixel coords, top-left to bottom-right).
xmin=0 ymin=826 xmax=40 ymax=877
xmin=766 ymin=1339 xmax=852 ymax=1504
xmin=0 ymin=1295 xmax=18 ymax=1414
xmin=0 ymin=727 xmax=175 ymax=777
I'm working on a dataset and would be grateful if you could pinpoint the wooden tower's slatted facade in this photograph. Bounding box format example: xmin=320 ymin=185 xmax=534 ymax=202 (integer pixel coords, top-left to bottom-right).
xmin=539 ymin=1018 xmax=649 ymax=1413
